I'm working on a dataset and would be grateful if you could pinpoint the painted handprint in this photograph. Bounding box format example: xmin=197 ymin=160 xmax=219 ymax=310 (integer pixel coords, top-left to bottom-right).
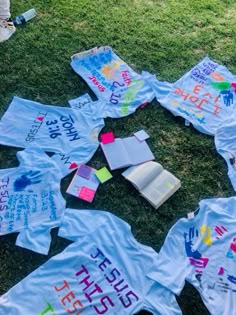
xmin=220 ymin=90 xmax=233 ymax=106
xmin=200 ymin=225 xmax=213 ymax=246
xmin=184 ymin=227 xmax=202 ymax=259
xmin=14 ymin=170 xmax=42 ymax=191
xmin=209 ymin=80 xmax=235 ymax=106
xmin=189 ymin=257 xmax=208 ymax=268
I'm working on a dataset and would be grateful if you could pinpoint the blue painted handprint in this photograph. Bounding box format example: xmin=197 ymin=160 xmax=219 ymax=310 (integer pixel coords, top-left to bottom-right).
xmin=14 ymin=170 xmax=42 ymax=191
xmin=220 ymin=90 xmax=234 ymax=106
xmin=184 ymin=227 xmax=202 ymax=259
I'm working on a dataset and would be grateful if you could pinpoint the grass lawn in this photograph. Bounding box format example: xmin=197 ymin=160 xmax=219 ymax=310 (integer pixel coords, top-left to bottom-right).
xmin=0 ymin=0 xmax=236 ymax=314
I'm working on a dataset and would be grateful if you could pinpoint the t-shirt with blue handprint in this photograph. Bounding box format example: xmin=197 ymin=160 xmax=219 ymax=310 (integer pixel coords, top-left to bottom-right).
xmin=0 ymin=96 xmax=105 ymax=176
xmin=145 ymin=56 xmax=236 ymax=136
xmin=147 ymin=196 xmax=236 ymax=315
xmin=0 ymin=147 xmax=66 ymax=254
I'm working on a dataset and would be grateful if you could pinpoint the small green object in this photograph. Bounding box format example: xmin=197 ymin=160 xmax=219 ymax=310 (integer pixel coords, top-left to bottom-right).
xmin=210 ymin=81 xmax=231 ymax=90
xmin=95 ymin=167 xmax=113 ymax=183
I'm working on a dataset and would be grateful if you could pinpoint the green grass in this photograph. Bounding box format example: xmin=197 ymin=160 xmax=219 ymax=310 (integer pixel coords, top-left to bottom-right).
xmin=1 ymin=0 xmax=236 ymax=314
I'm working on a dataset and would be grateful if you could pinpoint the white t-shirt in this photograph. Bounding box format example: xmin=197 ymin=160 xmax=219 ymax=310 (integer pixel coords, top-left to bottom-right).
xmin=0 ymin=96 xmax=105 ymax=176
xmin=146 ymin=56 xmax=236 ymax=135
xmin=148 ymin=196 xmax=236 ymax=315
xmin=0 ymin=147 xmax=66 ymax=254
xmin=0 ymin=209 xmax=182 ymax=315
xmin=71 ymin=46 xmax=155 ymax=118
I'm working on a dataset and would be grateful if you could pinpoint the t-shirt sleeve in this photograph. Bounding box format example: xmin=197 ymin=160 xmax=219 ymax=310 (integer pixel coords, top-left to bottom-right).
xmin=141 ymin=71 xmax=173 ymax=101
xmin=15 ymin=224 xmax=52 ymax=255
xmin=199 ymin=196 xmax=236 ymax=217
xmin=58 ymin=209 xmax=108 ymax=241
xmin=147 ymin=222 xmax=188 ymax=296
xmin=16 ymin=146 xmax=64 ymax=179
xmin=68 ymin=93 xmax=93 ymax=111
xmin=143 ymin=281 xmax=182 ymax=315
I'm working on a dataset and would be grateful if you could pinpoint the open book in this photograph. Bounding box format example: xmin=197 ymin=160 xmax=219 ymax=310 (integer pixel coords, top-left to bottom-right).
xmin=100 ymin=136 xmax=155 ymax=170
xmin=122 ymin=161 xmax=181 ymax=209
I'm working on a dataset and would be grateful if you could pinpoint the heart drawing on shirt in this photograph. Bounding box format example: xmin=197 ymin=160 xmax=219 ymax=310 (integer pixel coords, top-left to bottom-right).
xmin=37 ymin=116 xmax=45 ymax=121
xmin=69 ymin=162 xmax=78 ymax=169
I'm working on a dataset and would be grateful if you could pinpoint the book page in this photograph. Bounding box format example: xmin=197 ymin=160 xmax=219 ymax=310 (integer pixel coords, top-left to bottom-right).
xmin=100 ymin=138 xmax=131 ymax=170
xmin=140 ymin=170 xmax=181 ymax=208
xmin=122 ymin=161 xmax=164 ymax=191
xmin=123 ymin=136 xmax=155 ymax=166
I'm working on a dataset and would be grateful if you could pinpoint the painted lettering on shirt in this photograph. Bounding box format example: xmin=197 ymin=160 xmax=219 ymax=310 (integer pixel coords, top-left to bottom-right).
xmin=174 ymin=84 xmax=222 ymax=115
xmin=0 ymin=177 xmax=10 ymax=211
xmin=40 ymin=302 xmax=55 ymax=315
xmin=190 ymin=61 xmax=218 ymax=84
xmin=54 ymin=280 xmax=84 ymax=314
xmin=46 ymin=115 xmax=80 ymax=142
xmin=90 ymin=247 xmax=139 ymax=309
xmin=25 ymin=111 xmax=47 ymax=142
